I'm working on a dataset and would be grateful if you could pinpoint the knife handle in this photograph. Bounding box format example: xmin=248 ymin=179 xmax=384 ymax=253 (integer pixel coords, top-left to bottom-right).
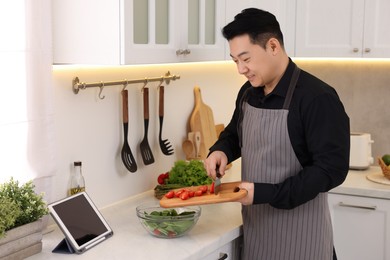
xmin=216 ymin=166 xmax=222 ymax=178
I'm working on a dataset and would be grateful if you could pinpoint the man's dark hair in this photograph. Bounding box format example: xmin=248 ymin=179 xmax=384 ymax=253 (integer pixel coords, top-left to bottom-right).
xmin=222 ymin=8 xmax=284 ymax=49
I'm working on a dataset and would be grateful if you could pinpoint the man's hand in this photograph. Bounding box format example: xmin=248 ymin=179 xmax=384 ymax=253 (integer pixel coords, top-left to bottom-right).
xmin=238 ymin=182 xmax=254 ymax=205
xmin=204 ymin=151 xmax=228 ymax=180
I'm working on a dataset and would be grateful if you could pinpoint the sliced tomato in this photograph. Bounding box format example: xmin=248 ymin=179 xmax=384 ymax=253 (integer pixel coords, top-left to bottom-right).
xmin=198 ymin=185 xmax=208 ymax=193
xmin=165 ymin=190 xmax=174 ymax=199
xmin=153 ymin=229 xmax=162 ymax=236
xmin=180 ymin=191 xmax=189 ymax=200
xmin=175 ymin=189 xmax=185 ymax=198
xmin=210 ymin=182 xmax=215 ymax=194
xmin=194 ymin=190 xmax=203 ymax=197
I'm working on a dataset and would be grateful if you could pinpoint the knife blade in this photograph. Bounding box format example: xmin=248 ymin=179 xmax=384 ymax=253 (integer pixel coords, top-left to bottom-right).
xmin=214 ymin=167 xmax=222 ymax=195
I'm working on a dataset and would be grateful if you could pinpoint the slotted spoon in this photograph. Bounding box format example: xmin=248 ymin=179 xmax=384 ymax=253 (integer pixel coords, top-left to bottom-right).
xmin=140 ymin=87 xmax=155 ymax=165
xmin=158 ymin=86 xmax=174 ymax=155
xmin=121 ymin=89 xmax=137 ymax=172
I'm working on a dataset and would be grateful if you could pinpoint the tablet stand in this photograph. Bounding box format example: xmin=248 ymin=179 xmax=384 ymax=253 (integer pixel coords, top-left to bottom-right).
xmin=52 ymin=238 xmax=75 ymax=254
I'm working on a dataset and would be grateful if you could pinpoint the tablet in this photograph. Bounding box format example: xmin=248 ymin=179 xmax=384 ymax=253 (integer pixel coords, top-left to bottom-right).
xmin=48 ymin=192 xmax=113 ymax=254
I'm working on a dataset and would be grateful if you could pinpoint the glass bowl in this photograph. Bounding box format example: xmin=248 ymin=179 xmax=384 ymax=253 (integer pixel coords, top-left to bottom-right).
xmin=136 ymin=203 xmax=201 ymax=238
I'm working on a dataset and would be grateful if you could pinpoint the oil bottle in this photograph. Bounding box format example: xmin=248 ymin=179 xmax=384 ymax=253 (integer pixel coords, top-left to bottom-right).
xmin=69 ymin=161 xmax=85 ymax=195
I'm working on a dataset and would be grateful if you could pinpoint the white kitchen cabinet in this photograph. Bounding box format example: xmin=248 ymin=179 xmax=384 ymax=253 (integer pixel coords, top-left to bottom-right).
xmin=224 ymin=0 xmax=296 ymax=57
xmin=295 ymin=0 xmax=390 ymax=58
xmin=328 ymin=193 xmax=390 ymax=260
xmin=52 ymin=0 xmax=226 ymax=64
xmin=203 ymin=237 xmax=242 ymax=260
xmin=52 ymin=0 xmax=121 ymax=65
xmin=122 ymin=0 xmax=226 ymax=64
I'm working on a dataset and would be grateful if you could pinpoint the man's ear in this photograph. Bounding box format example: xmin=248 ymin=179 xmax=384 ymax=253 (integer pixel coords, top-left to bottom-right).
xmin=268 ymin=38 xmax=281 ymax=54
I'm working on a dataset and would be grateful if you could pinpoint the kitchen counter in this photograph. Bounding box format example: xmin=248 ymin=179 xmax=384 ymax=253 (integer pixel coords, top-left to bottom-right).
xmin=27 ymin=164 xmax=390 ymax=260
xmin=27 ymin=191 xmax=243 ymax=260
xmin=27 ymin=164 xmax=244 ymax=260
xmin=330 ymin=166 xmax=390 ymax=200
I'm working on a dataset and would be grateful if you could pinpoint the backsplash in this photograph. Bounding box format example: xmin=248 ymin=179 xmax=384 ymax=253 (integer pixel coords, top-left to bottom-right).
xmin=51 ymin=59 xmax=390 ymax=208
xmin=294 ymin=59 xmax=390 ymax=161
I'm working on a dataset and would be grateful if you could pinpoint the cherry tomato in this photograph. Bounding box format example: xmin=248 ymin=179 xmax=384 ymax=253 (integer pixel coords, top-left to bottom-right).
xmin=188 ymin=190 xmax=195 ymax=197
xmin=199 ymin=185 xmax=208 ymax=193
xmin=180 ymin=191 xmax=189 ymax=200
xmin=175 ymin=189 xmax=185 ymax=198
xmin=157 ymin=174 xmax=166 ymax=185
xmin=210 ymin=182 xmax=215 ymax=194
xmin=168 ymin=231 xmax=176 ymax=238
xmin=165 ymin=190 xmax=174 ymax=199
xmin=153 ymin=229 xmax=162 ymax=236
xmin=194 ymin=190 xmax=203 ymax=196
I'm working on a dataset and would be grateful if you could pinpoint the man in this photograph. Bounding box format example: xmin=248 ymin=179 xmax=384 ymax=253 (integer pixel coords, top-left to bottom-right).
xmin=204 ymin=8 xmax=349 ymax=260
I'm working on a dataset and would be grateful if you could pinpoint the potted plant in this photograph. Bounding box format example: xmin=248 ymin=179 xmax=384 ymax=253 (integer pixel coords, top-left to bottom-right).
xmin=0 ymin=177 xmax=49 ymax=259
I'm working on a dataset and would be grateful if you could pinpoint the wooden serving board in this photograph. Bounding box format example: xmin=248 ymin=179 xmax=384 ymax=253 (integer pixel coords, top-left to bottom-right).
xmin=189 ymin=86 xmax=218 ymax=160
xmin=159 ymin=182 xmax=247 ymax=208
xmin=366 ymin=172 xmax=390 ymax=185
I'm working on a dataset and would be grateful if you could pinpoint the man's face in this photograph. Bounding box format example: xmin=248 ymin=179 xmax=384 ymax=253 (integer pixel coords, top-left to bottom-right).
xmin=229 ymin=34 xmax=278 ymax=88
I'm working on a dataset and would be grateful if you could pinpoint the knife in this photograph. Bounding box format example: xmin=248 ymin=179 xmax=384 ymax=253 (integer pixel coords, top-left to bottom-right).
xmin=214 ymin=166 xmax=222 ymax=195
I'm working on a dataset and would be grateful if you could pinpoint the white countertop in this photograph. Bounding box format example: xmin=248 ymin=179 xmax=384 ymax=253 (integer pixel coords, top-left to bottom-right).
xmin=27 ymin=164 xmax=390 ymax=259
xmin=330 ymin=166 xmax=390 ymax=199
xmin=27 ymin=164 xmax=244 ymax=260
xmin=27 ymin=191 xmax=243 ymax=260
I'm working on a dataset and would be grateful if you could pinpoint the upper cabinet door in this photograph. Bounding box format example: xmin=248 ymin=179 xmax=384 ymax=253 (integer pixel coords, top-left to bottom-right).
xmin=295 ymin=0 xmax=390 ymax=58
xmin=363 ymin=0 xmax=390 ymax=57
xmin=121 ymin=0 xmax=226 ymax=64
xmin=295 ymin=0 xmax=365 ymax=57
xmin=52 ymin=0 xmax=121 ymax=65
xmin=224 ymin=0 xmax=296 ymax=58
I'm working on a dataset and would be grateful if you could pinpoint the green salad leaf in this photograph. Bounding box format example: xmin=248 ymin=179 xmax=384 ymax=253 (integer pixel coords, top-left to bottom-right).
xmin=143 ymin=209 xmax=197 ymax=238
xmin=166 ymin=160 xmax=212 ymax=186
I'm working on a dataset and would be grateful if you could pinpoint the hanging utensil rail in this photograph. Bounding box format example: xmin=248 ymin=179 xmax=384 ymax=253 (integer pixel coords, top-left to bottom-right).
xmin=72 ymin=71 xmax=180 ymax=99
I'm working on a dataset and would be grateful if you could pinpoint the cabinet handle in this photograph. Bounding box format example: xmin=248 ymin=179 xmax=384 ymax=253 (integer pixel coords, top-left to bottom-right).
xmin=218 ymin=253 xmax=228 ymax=260
xmin=176 ymin=49 xmax=191 ymax=56
xmin=338 ymin=202 xmax=377 ymax=210
xmin=364 ymin=48 xmax=371 ymax=53
xmin=352 ymin=48 xmax=359 ymax=53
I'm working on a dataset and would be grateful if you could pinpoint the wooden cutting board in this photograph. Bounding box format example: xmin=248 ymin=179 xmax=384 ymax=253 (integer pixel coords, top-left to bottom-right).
xmin=159 ymin=182 xmax=247 ymax=208
xmin=189 ymin=86 xmax=218 ymax=159
xmin=366 ymin=172 xmax=390 ymax=185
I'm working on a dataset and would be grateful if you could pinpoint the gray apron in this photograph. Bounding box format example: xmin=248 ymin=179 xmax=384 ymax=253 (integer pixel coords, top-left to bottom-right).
xmin=240 ymin=66 xmax=333 ymax=260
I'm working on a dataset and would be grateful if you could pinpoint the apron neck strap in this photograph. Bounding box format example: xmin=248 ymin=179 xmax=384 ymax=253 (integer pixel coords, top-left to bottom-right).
xmin=283 ymin=64 xmax=301 ymax=110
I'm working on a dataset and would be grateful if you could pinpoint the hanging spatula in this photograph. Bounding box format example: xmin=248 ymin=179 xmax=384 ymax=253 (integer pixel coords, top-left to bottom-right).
xmin=158 ymin=86 xmax=174 ymax=155
xmin=140 ymin=87 xmax=155 ymax=165
xmin=121 ymin=90 xmax=137 ymax=172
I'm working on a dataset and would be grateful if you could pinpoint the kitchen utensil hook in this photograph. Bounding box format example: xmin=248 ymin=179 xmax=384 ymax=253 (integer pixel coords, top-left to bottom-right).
xmin=122 ymin=80 xmax=128 ymax=91
xmin=141 ymin=78 xmax=148 ymax=92
xmin=99 ymin=82 xmax=106 ymax=100
xmin=157 ymin=77 xmax=164 ymax=90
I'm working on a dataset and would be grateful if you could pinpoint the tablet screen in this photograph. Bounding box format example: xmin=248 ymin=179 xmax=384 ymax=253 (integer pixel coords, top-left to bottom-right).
xmin=49 ymin=192 xmax=113 ymax=253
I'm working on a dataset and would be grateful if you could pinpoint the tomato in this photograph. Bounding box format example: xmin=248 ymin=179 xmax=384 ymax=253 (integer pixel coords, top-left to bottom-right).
xmin=210 ymin=182 xmax=215 ymax=194
xmin=180 ymin=191 xmax=189 ymax=200
xmin=165 ymin=190 xmax=174 ymax=199
xmin=157 ymin=172 xmax=169 ymax=184
xmin=175 ymin=189 xmax=185 ymax=198
xmin=194 ymin=190 xmax=203 ymax=196
xmin=188 ymin=190 xmax=195 ymax=197
xmin=199 ymin=185 xmax=208 ymax=193
xmin=153 ymin=229 xmax=162 ymax=236
xmin=168 ymin=231 xmax=176 ymax=238
xmin=157 ymin=174 xmax=166 ymax=184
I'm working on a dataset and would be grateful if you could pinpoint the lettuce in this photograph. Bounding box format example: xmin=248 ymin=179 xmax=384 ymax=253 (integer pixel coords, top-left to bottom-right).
xmin=166 ymin=160 xmax=212 ymax=186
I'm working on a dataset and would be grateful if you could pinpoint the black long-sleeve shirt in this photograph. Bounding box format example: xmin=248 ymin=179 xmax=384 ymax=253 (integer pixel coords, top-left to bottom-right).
xmin=210 ymin=60 xmax=350 ymax=209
